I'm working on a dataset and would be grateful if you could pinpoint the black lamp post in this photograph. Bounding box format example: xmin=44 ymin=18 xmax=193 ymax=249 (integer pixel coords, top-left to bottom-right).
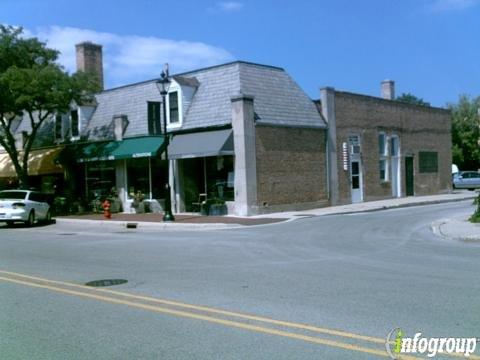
xmin=158 ymin=68 xmax=175 ymax=221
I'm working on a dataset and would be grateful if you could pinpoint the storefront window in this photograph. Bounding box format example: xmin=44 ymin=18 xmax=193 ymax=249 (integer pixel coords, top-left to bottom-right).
xmin=151 ymin=157 xmax=167 ymax=199
xmin=127 ymin=158 xmax=150 ymax=199
xmin=86 ymin=162 xmax=115 ymax=200
xmin=206 ymin=156 xmax=234 ymax=201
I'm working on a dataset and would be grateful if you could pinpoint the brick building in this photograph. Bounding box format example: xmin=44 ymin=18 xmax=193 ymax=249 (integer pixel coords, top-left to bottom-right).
xmin=320 ymin=82 xmax=451 ymax=205
xmin=0 ymin=42 xmax=452 ymax=215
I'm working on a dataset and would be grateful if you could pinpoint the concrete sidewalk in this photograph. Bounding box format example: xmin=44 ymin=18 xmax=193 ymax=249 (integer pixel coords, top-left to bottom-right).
xmin=55 ymin=191 xmax=479 ymax=230
xmin=432 ymin=216 xmax=480 ymax=243
xmin=252 ymin=191 xmax=478 ymax=218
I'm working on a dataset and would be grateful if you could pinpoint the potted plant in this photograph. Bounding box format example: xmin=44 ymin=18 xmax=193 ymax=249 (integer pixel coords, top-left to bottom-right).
xmin=206 ymin=198 xmax=227 ymax=216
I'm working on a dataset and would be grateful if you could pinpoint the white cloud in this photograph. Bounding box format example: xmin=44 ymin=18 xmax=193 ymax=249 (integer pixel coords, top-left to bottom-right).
xmin=26 ymin=26 xmax=234 ymax=88
xmin=430 ymin=0 xmax=479 ymax=11
xmin=207 ymin=1 xmax=244 ymax=13
xmin=219 ymin=1 xmax=244 ymax=12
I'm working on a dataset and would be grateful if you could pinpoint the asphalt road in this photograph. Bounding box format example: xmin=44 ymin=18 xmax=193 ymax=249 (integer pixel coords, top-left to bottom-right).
xmin=0 ymin=201 xmax=479 ymax=359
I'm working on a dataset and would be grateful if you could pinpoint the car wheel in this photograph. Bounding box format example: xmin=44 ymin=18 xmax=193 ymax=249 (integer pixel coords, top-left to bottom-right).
xmin=45 ymin=210 xmax=52 ymax=223
xmin=26 ymin=211 xmax=35 ymax=227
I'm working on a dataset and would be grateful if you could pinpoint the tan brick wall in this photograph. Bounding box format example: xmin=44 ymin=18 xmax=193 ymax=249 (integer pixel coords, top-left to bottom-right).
xmin=334 ymin=92 xmax=452 ymax=204
xmin=255 ymin=125 xmax=328 ymax=207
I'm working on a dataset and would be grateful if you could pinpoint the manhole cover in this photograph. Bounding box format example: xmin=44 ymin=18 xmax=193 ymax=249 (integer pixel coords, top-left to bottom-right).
xmin=85 ymin=279 xmax=128 ymax=287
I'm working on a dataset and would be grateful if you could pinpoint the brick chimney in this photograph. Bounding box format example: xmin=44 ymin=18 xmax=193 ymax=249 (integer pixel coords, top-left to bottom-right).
xmin=381 ymin=80 xmax=395 ymax=100
xmin=76 ymin=42 xmax=104 ymax=90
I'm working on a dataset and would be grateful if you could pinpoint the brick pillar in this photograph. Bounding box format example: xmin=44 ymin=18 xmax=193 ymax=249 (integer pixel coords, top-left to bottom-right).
xmin=231 ymin=94 xmax=257 ymax=216
xmin=320 ymin=87 xmax=339 ymax=205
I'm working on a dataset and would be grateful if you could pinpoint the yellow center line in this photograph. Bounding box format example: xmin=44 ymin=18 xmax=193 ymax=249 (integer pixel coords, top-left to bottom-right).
xmin=0 ymin=269 xmax=384 ymax=344
xmin=0 ymin=275 xmax=403 ymax=359
xmin=1 ymin=270 xmax=477 ymax=360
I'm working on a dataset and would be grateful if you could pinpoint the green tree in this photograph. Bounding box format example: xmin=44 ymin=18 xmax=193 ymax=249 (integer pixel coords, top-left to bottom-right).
xmin=396 ymin=93 xmax=430 ymax=106
xmin=0 ymin=25 xmax=98 ymax=188
xmin=450 ymin=94 xmax=480 ymax=170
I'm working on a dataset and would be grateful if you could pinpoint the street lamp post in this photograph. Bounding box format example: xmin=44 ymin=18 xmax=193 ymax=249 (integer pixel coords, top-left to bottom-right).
xmin=157 ymin=67 xmax=175 ymax=222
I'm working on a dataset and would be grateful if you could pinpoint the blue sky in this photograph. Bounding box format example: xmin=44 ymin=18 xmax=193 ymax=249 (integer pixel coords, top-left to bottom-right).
xmin=1 ymin=0 xmax=479 ymax=106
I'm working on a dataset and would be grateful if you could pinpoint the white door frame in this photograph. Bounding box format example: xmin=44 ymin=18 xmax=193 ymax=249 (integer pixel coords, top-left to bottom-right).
xmin=390 ymin=135 xmax=401 ymax=197
xmin=348 ymin=134 xmax=363 ymax=203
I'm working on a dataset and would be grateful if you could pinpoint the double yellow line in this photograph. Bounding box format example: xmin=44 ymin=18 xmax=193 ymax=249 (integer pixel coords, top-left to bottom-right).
xmin=0 ymin=270 xmax=472 ymax=359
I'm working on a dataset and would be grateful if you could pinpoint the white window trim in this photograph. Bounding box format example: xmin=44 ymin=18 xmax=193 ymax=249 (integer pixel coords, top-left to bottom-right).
xmin=70 ymin=108 xmax=81 ymax=141
xmin=379 ymin=132 xmax=389 ymax=182
xmin=390 ymin=134 xmax=400 ymax=157
xmin=379 ymin=158 xmax=389 ymax=182
xmin=378 ymin=132 xmax=388 ymax=156
xmin=166 ymin=81 xmax=183 ymax=130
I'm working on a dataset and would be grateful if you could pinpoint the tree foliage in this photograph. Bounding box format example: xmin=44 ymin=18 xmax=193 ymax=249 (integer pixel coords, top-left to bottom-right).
xmin=450 ymin=95 xmax=480 ymax=171
xmin=396 ymin=93 xmax=430 ymax=106
xmin=0 ymin=25 xmax=99 ymax=188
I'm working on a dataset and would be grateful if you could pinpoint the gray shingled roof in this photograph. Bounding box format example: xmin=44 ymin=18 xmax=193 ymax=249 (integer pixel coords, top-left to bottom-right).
xmin=85 ymin=61 xmax=325 ymax=136
xmin=85 ymin=80 xmax=163 ymax=140
xmin=13 ymin=61 xmax=326 ymax=146
xmin=178 ymin=61 xmax=326 ymax=130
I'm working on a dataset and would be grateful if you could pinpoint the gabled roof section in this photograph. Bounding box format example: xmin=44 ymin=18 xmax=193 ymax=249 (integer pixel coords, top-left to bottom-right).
xmin=178 ymin=62 xmax=242 ymax=129
xmin=173 ymin=76 xmax=199 ymax=88
xmin=178 ymin=61 xmax=326 ymax=130
xmin=238 ymin=62 xmax=326 ymax=128
xmin=85 ymin=80 xmax=163 ymax=140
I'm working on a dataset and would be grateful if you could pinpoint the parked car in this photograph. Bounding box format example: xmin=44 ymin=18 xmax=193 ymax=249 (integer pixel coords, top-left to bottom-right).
xmin=0 ymin=190 xmax=52 ymax=226
xmin=453 ymin=171 xmax=480 ymax=190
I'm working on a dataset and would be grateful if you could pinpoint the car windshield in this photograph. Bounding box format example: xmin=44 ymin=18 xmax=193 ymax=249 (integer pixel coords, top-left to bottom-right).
xmin=0 ymin=191 xmax=27 ymax=200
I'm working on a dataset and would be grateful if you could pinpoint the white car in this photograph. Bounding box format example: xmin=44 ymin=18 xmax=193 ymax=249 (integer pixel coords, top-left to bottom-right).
xmin=0 ymin=190 xmax=52 ymax=226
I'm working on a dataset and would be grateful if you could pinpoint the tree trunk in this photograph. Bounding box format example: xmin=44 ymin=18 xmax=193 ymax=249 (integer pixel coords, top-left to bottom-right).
xmin=17 ymin=168 xmax=30 ymax=189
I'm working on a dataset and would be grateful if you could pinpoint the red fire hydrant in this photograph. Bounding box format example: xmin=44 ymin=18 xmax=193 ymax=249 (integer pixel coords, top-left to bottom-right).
xmin=102 ymin=199 xmax=111 ymax=219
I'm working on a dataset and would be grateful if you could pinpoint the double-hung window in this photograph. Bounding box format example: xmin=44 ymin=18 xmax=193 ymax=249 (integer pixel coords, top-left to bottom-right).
xmin=168 ymin=91 xmax=179 ymax=124
xmin=378 ymin=132 xmax=388 ymax=181
xmin=71 ymin=110 xmax=79 ymax=138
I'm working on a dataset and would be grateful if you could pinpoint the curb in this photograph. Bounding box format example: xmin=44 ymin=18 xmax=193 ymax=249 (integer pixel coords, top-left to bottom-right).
xmin=55 ymin=218 xmax=245 ymax=231
xmin=306 ymin=195 xmax=478 ymax=218
xmin=54 ymin=194 xmax=477 ymax=230
xmin=431 ymin=218 xmax=480 ymax=243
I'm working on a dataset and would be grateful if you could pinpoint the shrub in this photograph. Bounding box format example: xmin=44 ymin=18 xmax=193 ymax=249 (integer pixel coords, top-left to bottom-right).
xmin=469 ymin=193 xmax=480 ymax=223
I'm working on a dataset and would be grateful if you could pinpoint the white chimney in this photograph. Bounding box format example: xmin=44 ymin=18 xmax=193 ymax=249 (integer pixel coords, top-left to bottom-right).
xmin=381 ymin=80 xmax=395 ymax=100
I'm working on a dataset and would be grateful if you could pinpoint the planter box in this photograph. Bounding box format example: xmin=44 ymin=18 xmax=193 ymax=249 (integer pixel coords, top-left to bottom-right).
xmin=208 ymin=204 xmax=227 ymax=216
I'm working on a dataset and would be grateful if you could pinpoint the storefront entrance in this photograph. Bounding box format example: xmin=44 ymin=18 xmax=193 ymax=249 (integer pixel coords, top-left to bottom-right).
xmin=180 ymin=156 xmax=234 ymax=212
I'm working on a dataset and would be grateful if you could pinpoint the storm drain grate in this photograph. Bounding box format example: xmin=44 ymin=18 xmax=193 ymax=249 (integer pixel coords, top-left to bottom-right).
xmin=294 ymin=214 xmax=316 ymax=218
xmin=85 ymin=279 xmax=128 ymax=287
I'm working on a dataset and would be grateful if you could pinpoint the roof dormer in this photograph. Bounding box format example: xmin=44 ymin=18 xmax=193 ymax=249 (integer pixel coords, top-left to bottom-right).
xmin=166 ymin=76 xmax=199 ymax=130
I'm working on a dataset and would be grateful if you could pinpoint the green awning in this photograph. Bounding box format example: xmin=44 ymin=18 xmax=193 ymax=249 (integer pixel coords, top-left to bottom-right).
xmin=76 ymin=136 xmax=165 ymax=163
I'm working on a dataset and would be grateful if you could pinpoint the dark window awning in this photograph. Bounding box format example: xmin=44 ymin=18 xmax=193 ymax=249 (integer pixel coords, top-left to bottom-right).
xmin=0 ymin=146 xmax=65 ymax=177
xmin=76 ymin=136 xmax=165 ymax=163
xmin=168 ymin=129 xmax=234 ymax=160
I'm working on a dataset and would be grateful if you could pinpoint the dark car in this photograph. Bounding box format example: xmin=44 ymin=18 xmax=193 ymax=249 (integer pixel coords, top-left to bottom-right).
xmin=453 ymin=171 xmax=480 ymax=190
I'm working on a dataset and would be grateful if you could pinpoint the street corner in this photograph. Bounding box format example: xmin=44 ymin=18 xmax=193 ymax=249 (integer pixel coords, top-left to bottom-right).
xmin=54 ymin=213 xmax=289 ymax=232
xmin=431 ymin=217 xmax=480 ymax=243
